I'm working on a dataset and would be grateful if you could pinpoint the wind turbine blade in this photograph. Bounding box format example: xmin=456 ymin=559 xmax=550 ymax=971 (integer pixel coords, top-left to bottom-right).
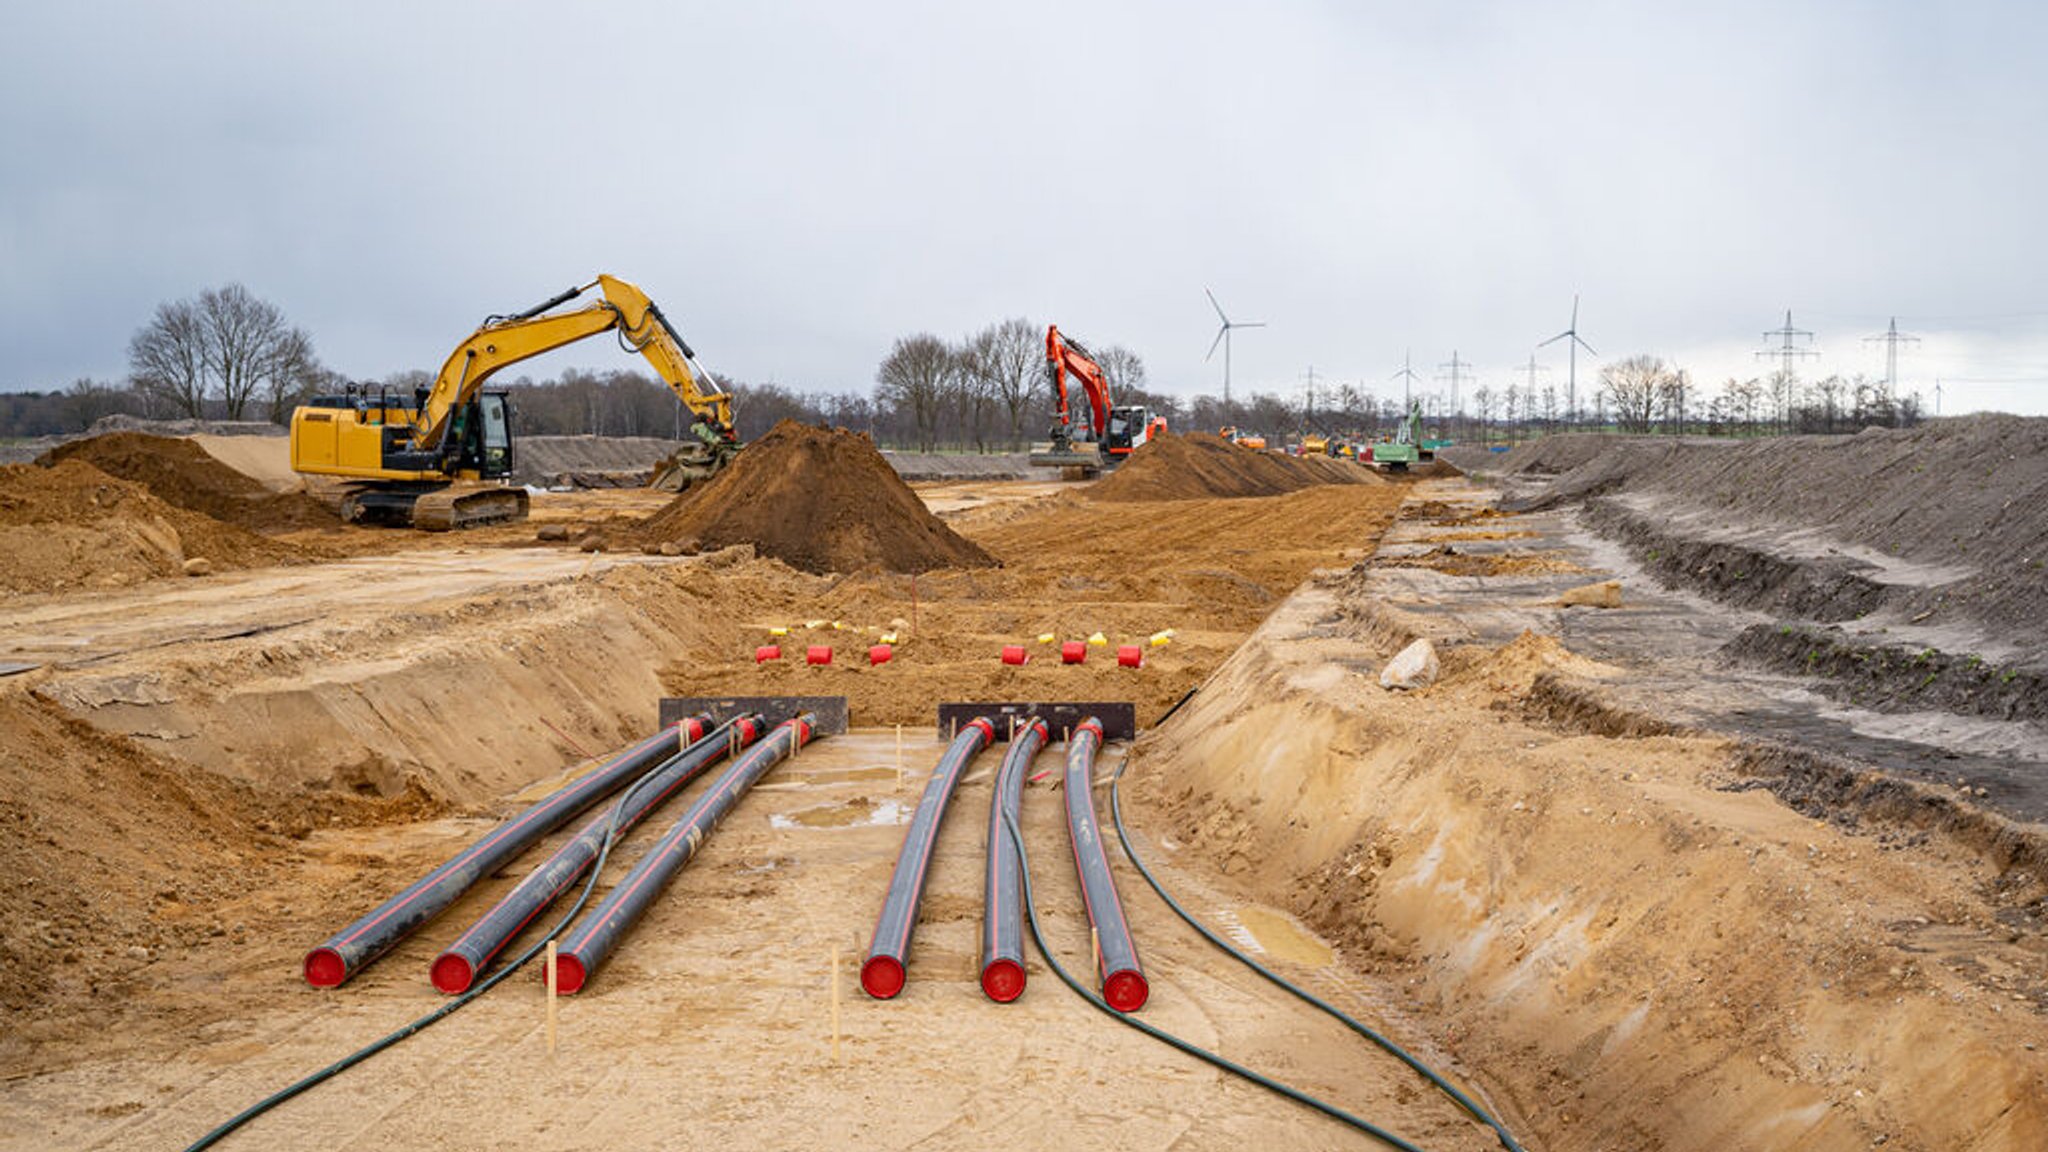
xmin=1575 ymin=335 xmax=1598 ymax=357
xmin=1206 ymin=326 xmax=1227 ymax=361
xmin=1538 ymin=330 xmax=1570 ymax=347
xmin=1238 ymin=321 xmax=1267 ymax=329
xmin=1206 ymin=288 xmax=1229 ymax=325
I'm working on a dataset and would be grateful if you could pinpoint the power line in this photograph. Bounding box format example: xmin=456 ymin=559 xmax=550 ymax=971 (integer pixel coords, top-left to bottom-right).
xmin=1756 ymin=309 xmax=1819 ymax=378
xmin=1864 ymin=317 xmax=1920 ymax=393
xmin=1435 ymin=350 xmax=1471 ymax=417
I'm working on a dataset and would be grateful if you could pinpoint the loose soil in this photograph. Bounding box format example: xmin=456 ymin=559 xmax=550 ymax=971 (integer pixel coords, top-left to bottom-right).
xmin=5 ymin=443 xmax=2045 ymax=1152
xmin=0 ymin=460 xmax=305 ymax=594
xmin=1725 ymin=622 xmax=2048 ymax=724
xmin=41 ymin=432 xmax=338 ymax=532
xmin=638 ymin=421 xmax=997 ymax=574
xmin=1501 ymin=417 xmax=2048 ymax=649
xmin=1088 ymin=432 xmax=1377 ymax=501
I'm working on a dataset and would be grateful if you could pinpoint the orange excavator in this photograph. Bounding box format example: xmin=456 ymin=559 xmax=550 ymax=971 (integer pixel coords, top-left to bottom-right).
xmin=1028 ymin=324 xmax=1163 ymax=475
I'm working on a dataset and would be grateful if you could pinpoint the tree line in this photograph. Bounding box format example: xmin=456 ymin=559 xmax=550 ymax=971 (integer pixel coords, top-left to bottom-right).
xmin=0 ymin=283 xmax=1934 ymax=447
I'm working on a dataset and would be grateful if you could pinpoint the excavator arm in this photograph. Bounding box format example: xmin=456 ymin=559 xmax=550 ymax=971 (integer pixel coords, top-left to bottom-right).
xmin=412 ymin=274 xmax=735 ymax=456
xmin=1044 ymin=324 xmax=1112 ymax=447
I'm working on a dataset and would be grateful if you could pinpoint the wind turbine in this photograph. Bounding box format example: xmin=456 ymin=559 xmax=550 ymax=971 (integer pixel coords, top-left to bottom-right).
xmin=1390 ymin=349 xmax=1421 ymax=406
xmin=1205 ymin=289 xmax=1265 ymax=405
xmin=1538 ymin=294 xmax=1597 ymax=425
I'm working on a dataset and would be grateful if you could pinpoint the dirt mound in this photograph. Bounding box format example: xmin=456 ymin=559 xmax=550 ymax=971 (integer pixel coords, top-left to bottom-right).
xmin=0 ymin=460 xmax=303 ymax=593
xmin=1088 ymin=432 xmax=1377 ymax=501
xmin=41 ymin=432 xmax=336 ymax=531
xmin=1504 ymin=416 xmax=2048 ymax=646
xmin=637 ymin=420 xmax=998 ymax=574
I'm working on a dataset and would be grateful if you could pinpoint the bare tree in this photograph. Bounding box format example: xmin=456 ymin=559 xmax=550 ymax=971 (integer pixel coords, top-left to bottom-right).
xmin=1600 ymin=355 xmax=1668 ymax=433
xmin=128 ymin=284 xmax=319 ymax=421
xmin=1471 ymin=386 xmax=1496 ymax=445
xmin=1658 ymin=366 xmax=1691 ymax=436
xmin=128 ymin=298 xmax=211 ymax=417
xmin=876 ymin=334 xmax=955 ymax=452
xmin=962 ymin=318 xmax=1040 ymax=448
xmin=1094 ymin=345 xmax=1147 ymax=399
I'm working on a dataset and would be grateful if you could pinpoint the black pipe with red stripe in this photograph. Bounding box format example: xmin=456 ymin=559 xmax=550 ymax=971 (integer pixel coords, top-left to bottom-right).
xmin=980 ymin=716 xmax=1048 ymax=1002
xmin=429 ymin=715 xmax=763 ymax=994
xmin=1063 ymin=717 xmax=1147 ymax=1012
xmin=303 ymin=718 xmax=709 ymax=988
xmin=860 ymin=717 xmax=995 ymax=999
xmin=552 ymin=715 xmax=815 ymax=994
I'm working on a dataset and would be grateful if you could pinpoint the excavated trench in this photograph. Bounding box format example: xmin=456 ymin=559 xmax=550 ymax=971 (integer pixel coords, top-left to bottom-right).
xmin=6 ymin=469 xmax=2046 ymax=1151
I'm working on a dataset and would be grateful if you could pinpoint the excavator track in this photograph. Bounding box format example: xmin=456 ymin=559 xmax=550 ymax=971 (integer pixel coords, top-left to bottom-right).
xmin=410 ymin=485 xmax=530 ymax=532
xmin=340 ymin=483 xmax=529 ymax=531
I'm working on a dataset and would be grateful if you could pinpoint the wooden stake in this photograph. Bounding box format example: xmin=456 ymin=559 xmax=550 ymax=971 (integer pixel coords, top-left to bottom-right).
xmin=830 ymin=945 xmax=843 ymax=1064
xmin=545 ymin=940 xmax=559 ymax=1056
xmin=950 ymin=717 xmax=957 ymax=742
xmin=895 ymin=724 xmax=904 ymax=789
xmin=1091 ymin=926 xmax=1101 ymax=986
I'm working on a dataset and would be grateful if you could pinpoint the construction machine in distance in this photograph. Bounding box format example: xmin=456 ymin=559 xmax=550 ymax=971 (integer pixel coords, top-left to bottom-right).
xmin=1221 ymin=426 xmax=1269 ymax=451
xmin=1027 ymin=325 xmax=1163 ymax=477
xmin=1368 ymin=400 xmax=1426 ymax=472
xmin=290 ymin=275 xmax=739 ymax=529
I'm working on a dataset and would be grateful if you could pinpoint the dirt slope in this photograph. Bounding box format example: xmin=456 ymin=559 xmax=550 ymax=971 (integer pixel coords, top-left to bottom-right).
xmin=639 ymin=421 xmax=997 ymax=574
xmin=41 ymin=432 xmax=336 ymax=531
xmin=1088 ymin=432 xmax=1375 ymax=501
xmin=1134 ymin=580 xmax=2048 ymax=1152
xmin=0 ymin=460 xmax=304 ymax=593
xmin=1503 ymin=417 xmax=2048 ymax=649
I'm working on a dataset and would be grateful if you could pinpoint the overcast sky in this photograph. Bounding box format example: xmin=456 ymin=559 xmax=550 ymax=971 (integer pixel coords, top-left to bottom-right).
xmin=3 ymin=1 xmax=2044 ymax=416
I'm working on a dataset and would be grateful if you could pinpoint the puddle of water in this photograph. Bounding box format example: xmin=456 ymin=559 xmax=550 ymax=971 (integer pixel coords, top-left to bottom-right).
xmin=1233 ymin=906 xmax=1336 ymax=967
xmin=769 ymin=797 xmax=909 ymax=830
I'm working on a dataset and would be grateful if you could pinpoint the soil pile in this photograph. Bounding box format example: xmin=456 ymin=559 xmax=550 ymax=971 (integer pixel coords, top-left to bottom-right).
xmin=0 ymin=460 xmax=301 ymax=593
xmin=638 ymin=420 xmax=998 ymax=574
xmin=41 ymin=432 xmax=336 ymax=531
xmin=1088 ymin=432 xmax=1376 ymax=501
xmin=1504 ymin=416 xmax=2048 ymax=647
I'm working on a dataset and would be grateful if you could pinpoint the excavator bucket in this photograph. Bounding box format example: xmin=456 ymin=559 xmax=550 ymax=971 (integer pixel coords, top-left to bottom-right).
xmin=1027 ymin=441 xmax=1105 ymax=477
xmin=648 ymin=438 xmax=739 ymax=493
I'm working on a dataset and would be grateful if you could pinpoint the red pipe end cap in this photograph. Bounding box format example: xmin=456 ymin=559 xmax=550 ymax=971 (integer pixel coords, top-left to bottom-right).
xmin=868 ymin=644 xmax=893 ymax=666
xmin=806 ymin=645 xmax=833 ymax=665
xmin=303 ymin=947 xmax=346 ymax=988
xmin=1116 ymin=645 xmax=1144 ymax=668
xmin=860 ymin=955 xmax=905 ymax=999
xmin=551 ymin=953 xmax=587 ymax=996
xmin=1060 ymin=641 xmax=1087 ymax=664
xmin=1000 ymin=645 xmax=1028 ymax=666
xmin=755 ymin=645 xmax=782 ymax=663
xmin=981 ymin=959 xmax=1026 ymax=1003
xmin=1104 ymin=969 xmax=1149 ymax=1013
xmin=429 ymin=953 xmax=474 ymax=996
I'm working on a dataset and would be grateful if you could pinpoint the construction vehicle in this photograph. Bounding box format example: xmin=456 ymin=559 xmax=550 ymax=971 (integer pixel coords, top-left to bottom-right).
xmin=1369 ymin=400 xmax=1426 ymax=472
xmin=290 ymin=275 xmax=738 ymax=529
xmin=1221 ymin=426 xmax=1270 ymax=451
xmin=1028 ymin=325 xmax=1159 ymax=475
xmin=1300 ymin=433 xmax=1331 ymax=456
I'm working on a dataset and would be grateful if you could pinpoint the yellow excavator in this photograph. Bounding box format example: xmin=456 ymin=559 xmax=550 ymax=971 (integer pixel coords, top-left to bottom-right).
xmin=290 ymin=275 xmax=738 ymax=529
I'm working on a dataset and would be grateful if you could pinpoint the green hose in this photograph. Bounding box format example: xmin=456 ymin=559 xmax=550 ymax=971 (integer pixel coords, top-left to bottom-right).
xmin=1000 ymin=803 xmax=1433 ymax=1151
xmin=1107 ymin=727 xmax=1524 ymax=1151
xmin=181 ymin=719 xmax=749 ymax=1152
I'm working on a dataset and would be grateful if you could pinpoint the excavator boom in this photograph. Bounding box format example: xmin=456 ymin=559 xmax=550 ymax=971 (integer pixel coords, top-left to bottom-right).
xmin=415 ymin=274 xmax=733 ymax=454
xmin=291 ymin=274 xmax=739 ymax=527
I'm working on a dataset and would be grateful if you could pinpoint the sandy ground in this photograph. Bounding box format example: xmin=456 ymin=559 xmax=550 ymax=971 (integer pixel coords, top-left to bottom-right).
xmin=6 ymin=731 xmax=1504 ymax=1152
xmin=3 ymin=459 xmax=2044 ymax=1151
